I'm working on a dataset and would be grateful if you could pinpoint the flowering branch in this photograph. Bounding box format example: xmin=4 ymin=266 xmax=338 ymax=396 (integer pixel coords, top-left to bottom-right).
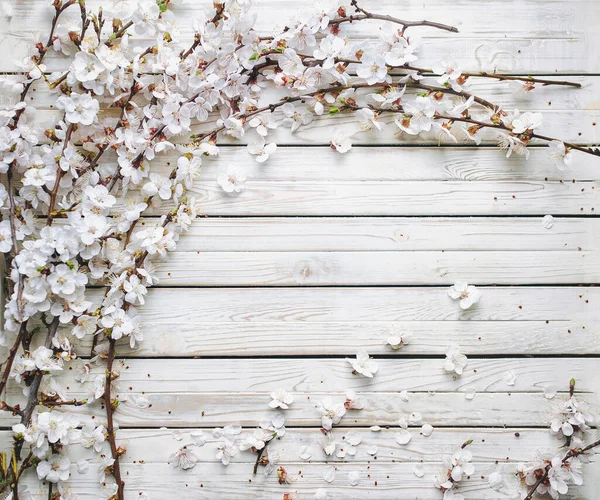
xmin=523 ymin=439 xmax=600 ymax=500
xmin=0 ymin=0 xmax=598 ymax=498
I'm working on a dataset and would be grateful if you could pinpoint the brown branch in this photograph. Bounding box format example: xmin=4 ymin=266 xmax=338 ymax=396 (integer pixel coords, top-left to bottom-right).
xmin=329 ymin=0 xmax=458 ymax=33
xmin=2 ymin=0 xmax=76 ymax=327
xmin=253 ymin=441 xmax=269 ymax=475
xmin=20 ymin=318 xmax=59 ymax=427
xmin=402 ymin=65 xmax=582 ymax=88
xmin=180 ymin=34 xmax=201 ymax=60
xmin=46 ymin=123 xmax=75 ymax=225
xmin=4 ymin=168 xmax=24 ymax=320
xmin=430 ymin=114 xmax=595 ymax=155
xmin=106 ymin=20 xmax=134 ymax=47
xmin=405 ymin=82 xmax=501 ymax=112
xmin=340 ymin=98 xmax=597 ymax=158
xmin=103 ymin=338 xmax=124 ymax=500
xmin=0 ymin=401 xmax=24 ymax=418
xmin=5 ymin=170 xmax=19 ymax=259
xmin=8 ymin=0 xmax=77 ymax=129
xmin=332 ymin=57 xmax=582 ymax=88
xmin=42 ymin=399 xmax=87 ymax=407
xmin=0 ymin=322 xmax=29 ymax=396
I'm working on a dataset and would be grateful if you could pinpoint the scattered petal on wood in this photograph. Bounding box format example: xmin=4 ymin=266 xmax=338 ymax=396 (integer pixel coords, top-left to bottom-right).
xmin=396 ymin=430 xmax=412 ymax=445
xmin=323 ymin=465 xmax=336 ymax=483
xmin=542 ymin=214 xmax=555 ymax=229
xmin=348 ymin=471 xmax=361 ymax=486
xmin=504 ymin=370 xmax=517 ymax=386
xmin=421 ymin=424 xmax=434 ymax=437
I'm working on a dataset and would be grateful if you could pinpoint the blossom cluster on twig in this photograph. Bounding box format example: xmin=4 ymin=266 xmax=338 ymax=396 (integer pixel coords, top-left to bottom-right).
xmin=0 ymin=0 xmax=598 ymax=498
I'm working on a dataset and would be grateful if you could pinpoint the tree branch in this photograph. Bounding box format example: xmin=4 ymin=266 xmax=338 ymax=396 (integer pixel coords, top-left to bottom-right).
xmin=329 ymin=0 xmax=459 ymax=33
xmin=103 ymin=338 xmax=124 ymax=500
xmin=0 ymin=322 xmax=29 ymax=396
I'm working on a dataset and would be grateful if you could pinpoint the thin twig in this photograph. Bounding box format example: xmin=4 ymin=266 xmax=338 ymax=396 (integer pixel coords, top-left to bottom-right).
xmin=46 ymin=123 xmax=75 ymax=224
xmin=104 ymin=339 xmax=124 ymax=500
xmin=253 ymin=441 xmax=269 ymax=475
xmin=403 ymin=65 xmax=582 ymax=88
xmin=333 ymin=57 xmax=582 ymax=88
xmin=0 ymin=322 xmax=29 ymax=396
xmin=42 ymin=399 xmax=88 ymax=407
xmin=20 ymin=318 xmax=59 ymax=426
xmin=329 ymin=0 xmax=459 ymax=33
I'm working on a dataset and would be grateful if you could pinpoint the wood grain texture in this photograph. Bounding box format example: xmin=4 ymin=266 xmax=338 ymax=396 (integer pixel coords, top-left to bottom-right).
xmin=150 ymin=250 xmax=600 ymax=285
xmin=16 ymin=462 xmax=599 ymax=499
xmin=0 ymin=428 xmax=577 ymax=463
xmin=42 ymin=358 xmax=600 ymax=394
xmin=139 ymin=179 xmax=599 ymax=216
xmin=151 ymin=217 xmax=600 ymax=252
xmin=0 ymin=392 xmax=593 ymax=428
xmin=76 ymin=286 xmax=598 ymax=356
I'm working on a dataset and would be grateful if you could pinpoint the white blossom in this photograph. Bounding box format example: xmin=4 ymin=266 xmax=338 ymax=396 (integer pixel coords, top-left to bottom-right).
xmin=247 ymin=135 xmax=277 ymax=162
xmin=345 ymin=351 xmax=379 ymax=378
xmin=216 ymin=438 xmax=239 ymax=465
xmin=56 ymin=93 xmax=100 ymax=126
xmin=356 ymin=54 xmax=388 ymax=85
xmin=281 ymin=103 xmax=313 ymax=132
xmin=447 ymin=281 xmax=482 ymax=310
xmin=217 ymin=166 xmax=247 ymax=193
xmin=330 ymin=128 xmax=353 ymax=153
xmin=386 ymin=326 xmax=413 ymax=350
xmin=269 ymin=388 xmax=294 ymax=409
xmin=81 ymin=424 xmax=106 ymax=453
xmin=170 ymin=446 xmax=198 ymax=470
xmin=548 ymin=140 xmax=573 ymax=167
xmin=317 ymin=397 xmax=346 ymax=430
xmin=511 ymin=111 xmax=543 ymax=134
xmin=36 ymin=454 xmax=70 ymax=483
xmin=443 ymin=344 xmax=468 ymax=375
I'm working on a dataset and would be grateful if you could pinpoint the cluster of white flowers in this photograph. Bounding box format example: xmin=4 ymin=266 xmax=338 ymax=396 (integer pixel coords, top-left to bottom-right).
xmin=433 ymin=444 xmax=475 ymax=500
xmin=549 ymin=395 xmax=595 ymax=441
xmin=517 ymin=451 xmax=587 ymax=500
xmin=0 ymin=0 xmax=597 ymax=497
xmin=515 ymin=386 xmax=598 ymax=499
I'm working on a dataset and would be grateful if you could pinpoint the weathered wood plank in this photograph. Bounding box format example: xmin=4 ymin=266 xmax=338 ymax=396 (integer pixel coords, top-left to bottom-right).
xmin=77 ymin=286 xmax=598 ymax=356
xmin=1 ymin=392 xmax=593 ymax=427
xmin=142 ymin=179 xmax=599 ymax=216
xmin=141 ymin=217 xmax=600 ymax=252
xmin=150 ymin=250 xmax=600 ymax=285
xmin=18 ymin=462 xmax=600 ymax=499
xmin=100 ymin=319 xmax=597 ymax=357
xmin=42 ymin=358 xmax=600 ymax=394
xmin=0 ymin=428 xmax=574 ymax=463
xmin=42 ymin=428 xmax=578 ymax=463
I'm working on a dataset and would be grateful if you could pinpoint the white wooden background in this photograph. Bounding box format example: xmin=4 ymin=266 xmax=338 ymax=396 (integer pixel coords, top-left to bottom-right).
xmin=1 ymin=0 xmax=600 ymax=498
